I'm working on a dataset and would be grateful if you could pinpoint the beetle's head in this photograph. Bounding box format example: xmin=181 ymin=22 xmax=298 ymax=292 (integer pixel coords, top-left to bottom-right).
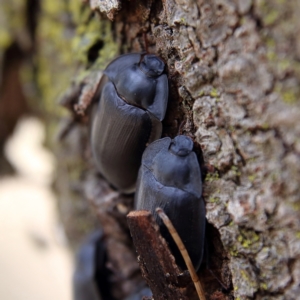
xmin=140 ymin=54 xmax=165 ymax=77
xmin=169 ymin=135 xmax=193 ymax=157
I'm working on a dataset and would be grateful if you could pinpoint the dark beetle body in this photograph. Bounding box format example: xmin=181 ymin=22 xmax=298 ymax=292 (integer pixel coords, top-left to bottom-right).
xmin=91 ymin=53 xmax=168 ymax=193
xmin=73 ymin=231 xmax=113 ymax=300
xmin=134 ymin=136 xmax=205 ymax=271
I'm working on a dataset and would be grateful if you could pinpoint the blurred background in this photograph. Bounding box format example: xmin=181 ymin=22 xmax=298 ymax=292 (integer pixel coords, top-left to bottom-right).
xmin=0 ymin=117 xmax=73 ymax=300
xmin=0 ymin=0 xmax=98 ymax=299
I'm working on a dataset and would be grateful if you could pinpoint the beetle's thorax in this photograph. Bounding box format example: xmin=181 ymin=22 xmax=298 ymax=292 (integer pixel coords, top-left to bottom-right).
xmin=145 ymin=136 xmax=201 ymax=197
xmin=111 ymin=65 xmax=157 ymax=111
xmin=139 ymin=54 xmax=165 ymax=77
xmin=151 ymin=149 xmax=191 ymax=191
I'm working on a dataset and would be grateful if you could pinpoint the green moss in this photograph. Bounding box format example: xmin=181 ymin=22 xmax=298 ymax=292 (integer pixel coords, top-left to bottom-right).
xmin=231 ymin=165 xmax=241 ymax=177
xmin=248 ymin=174 xmax=256 ymax=182
xmin=210 ymin=88 xmax=218 ymax=98
xmin=278 ymin=59 xmax=291 ymax=71
xmin=198 ymin=90 xmax=204 ymax=97
xmin=230 ymin=246 xmax=239 ymax=257
xmin=282 ymin=91 xmax=297 ymax=104
xmin=264 ymin=10 xmax=279 ymax=26
xmin=274 ymin=81 xmax=300 ymax=105
xmin=261 ymin=123 xmax=269 ymax=130
xmin=242 ymin=239 xmax=251 ymax=248
xmin=260 ymin=282 xmax=268 ymax=290
xmin=0 ymin=29 xmax=11 ymax=48
xmin=34 ymin=0 xmax=117 ymax=147
xmin=240 ymin=270 xmax=257 ymax=289
xmin=240 ymin=270 xmax=248 ymax=279
xmin=265 ymin=50 xmax=276 ymax=63
xmin=205 ymin=172 xmax=219 ymax=182
xmin=291 ymin=202 xmax=300 ymax=211
xmin=74 ymin=19 xmax=117 ymax=69
xmin=37 ymin=0 xmax=118 ymax=115
xmin=208 ymin=196 xmax=220 ymax=203
xmin=247 ymin=157 xmax=256 ymax=163
xmin=266 ymin=38 xmax=276 ymax=48
xmin=179 ymin=17 xmax=186 ymax=25
xmin=260 ymin=271 xmax=267 ymax=279
xmin=238 ymin=229 xmax=260 ymax=248
xmin=43 ymin=0 xmax=65 ymax=15
xmin=228 ymin=125 xmax=235 ymax=133
xmin=257 ymin=0 xmax=280 ymax=26
xmin=36 ymin=0 xmax=79 ymax=110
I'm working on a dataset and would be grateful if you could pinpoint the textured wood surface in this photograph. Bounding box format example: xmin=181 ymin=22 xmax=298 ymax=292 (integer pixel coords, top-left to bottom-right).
xmin=127 ymin=210 xmax=190 ymax=300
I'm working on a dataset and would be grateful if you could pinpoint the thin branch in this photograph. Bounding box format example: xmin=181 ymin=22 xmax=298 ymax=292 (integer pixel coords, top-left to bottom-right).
xmin=127 ymin=210 xmax=190 ymax=300
xmin=156 ymin=207 xmax=206 ymax=300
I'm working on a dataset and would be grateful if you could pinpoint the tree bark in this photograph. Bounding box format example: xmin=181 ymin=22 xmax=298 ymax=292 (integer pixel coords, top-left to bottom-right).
xmin=59 ymin=0 xmax=300 ymax=299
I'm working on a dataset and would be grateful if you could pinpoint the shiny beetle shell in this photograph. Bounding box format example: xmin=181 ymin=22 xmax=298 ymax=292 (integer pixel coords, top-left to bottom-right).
xmin=91 ymin=53 xmax=168 ymax=193
xmin=134 ymin=135 xmax=205 ymax=271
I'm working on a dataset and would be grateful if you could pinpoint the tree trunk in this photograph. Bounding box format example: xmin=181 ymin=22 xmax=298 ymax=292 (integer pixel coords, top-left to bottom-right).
xmin=58 ymin=0 xmax=300 ymax=299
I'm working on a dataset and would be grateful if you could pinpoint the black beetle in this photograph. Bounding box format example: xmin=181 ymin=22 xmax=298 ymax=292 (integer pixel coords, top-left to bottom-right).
xmin=134 ymin=135 xmax=205 ymax=271
xmin=73 ymin=230 xmax=113 ymax=300
xmin=90 ymin=53 xmax=169 ymax=193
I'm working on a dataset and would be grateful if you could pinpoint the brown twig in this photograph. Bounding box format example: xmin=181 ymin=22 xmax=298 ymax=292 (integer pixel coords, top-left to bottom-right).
xmin=127 ymin=210 xmax=191 ymax=300
xmin=156 ymin=207 xmax=206 ymax=300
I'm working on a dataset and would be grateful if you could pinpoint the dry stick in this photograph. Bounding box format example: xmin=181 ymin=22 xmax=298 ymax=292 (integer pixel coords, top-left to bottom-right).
xmin=156 ymin=207 xmax=206 ymax=300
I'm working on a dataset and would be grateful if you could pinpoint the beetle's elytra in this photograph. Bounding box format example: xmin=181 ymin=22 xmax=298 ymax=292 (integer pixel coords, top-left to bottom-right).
xmin=73 ymin=231 xmax=112 ymax=300
xmin=91 ymin=53 xmax=169 ymax=193
xmin=134 ymin=135 xmax=205 ymax=271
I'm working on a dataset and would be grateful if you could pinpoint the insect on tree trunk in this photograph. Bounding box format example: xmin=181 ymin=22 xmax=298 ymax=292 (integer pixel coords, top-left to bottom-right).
xmin=58 ymin=1 xmax=300 ymax=299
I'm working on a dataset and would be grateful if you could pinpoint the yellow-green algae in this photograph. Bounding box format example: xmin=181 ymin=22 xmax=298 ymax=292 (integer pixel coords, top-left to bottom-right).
xmin=238 ymin=228 xmax=260 ymax=248
xmin=210 ymin=88 xmax=219 ymax=98
xmin=205 ymin=171 xmax=219 ymax=182
xmin=231 ymin=165 xmax=241 ymax=177
xmin=240 ymin=269 xmax=258 ymax=289
xmin=248 ymin=174 xmax=256 ymax=183
xmin=230 ymin=246 xmax=239 ymax=257
xmin=36 ymin=0 xmax=118 ymax=144
xmin=208 ymin=196 xmax=220 ymax=203
xmin=260 ymin=282 xmax=268 ymax=290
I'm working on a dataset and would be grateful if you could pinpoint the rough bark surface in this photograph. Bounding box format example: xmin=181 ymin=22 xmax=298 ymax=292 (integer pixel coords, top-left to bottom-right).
xmin=59 ymin=0 xmax=300 ymax=299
